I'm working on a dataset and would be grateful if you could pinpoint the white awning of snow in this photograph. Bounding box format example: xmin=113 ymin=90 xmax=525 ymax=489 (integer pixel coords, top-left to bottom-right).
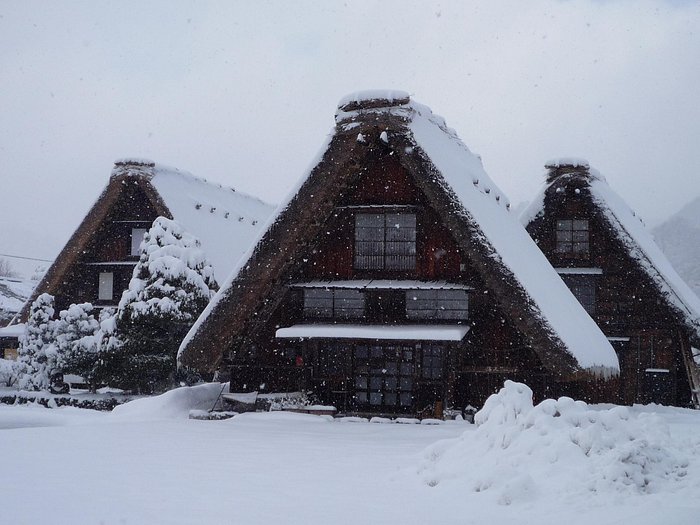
xmin=555 ymin=268 xmax=603 ymax=275
xmin=276 ymin=324 xmax=470 ymax=341
xmin=0 ymin=323 xmax=25 ymax=338
xmin=289 ymin=280 xmax=472 ymax=290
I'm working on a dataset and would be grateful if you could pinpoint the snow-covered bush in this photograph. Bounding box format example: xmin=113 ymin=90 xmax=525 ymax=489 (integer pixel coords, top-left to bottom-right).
xmin=419 ymin=381 xmax=689 ymax=504
xmin=114 ymin=217 xmax=218 ymax=393
xmin=16 ymin=293 xmax=58 ymax=391
xmin=0 ymin=358 xmax=18 ymax=387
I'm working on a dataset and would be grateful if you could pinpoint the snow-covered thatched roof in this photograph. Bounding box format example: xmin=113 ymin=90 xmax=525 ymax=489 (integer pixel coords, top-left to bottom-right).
xmin=522 ymin=161 xmax=700 ymax=343
xmin=179 ymin=91 xmax=618 ymax=378
xmin=14 ymin=160 xmax=273 ymax=323
xmin=118 ymin=161 xmax=274 ymax=282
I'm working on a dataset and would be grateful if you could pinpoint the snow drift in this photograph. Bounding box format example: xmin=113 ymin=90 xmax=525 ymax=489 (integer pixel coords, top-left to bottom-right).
xmin=419 ymin=381 xmax=690 ymax=505
xmin=111 ymin=382 xmax=226 ymax=420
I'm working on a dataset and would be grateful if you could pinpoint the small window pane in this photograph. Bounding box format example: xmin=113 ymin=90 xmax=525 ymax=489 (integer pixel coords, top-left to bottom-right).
xmin=556 ymin=219 xmax=589 ymax=254
xmin=370 ymin=392 xmax=382 ymax=405
xmin=98 ymin=272 xmax=114 ymax=301
xmin=355 ymin=392 xmax=368 ymax=404
xmin=384 ymin=393 xmax=397 ymax=406
xmin=130 ymin=228 xmax=147 ymax=256
xmin=400 ymin=393 xmax=412 ymax=406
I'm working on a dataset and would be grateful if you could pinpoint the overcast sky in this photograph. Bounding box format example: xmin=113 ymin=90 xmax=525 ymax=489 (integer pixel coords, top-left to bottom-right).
xmin=2 ymin=0 xmax=699 ymax=276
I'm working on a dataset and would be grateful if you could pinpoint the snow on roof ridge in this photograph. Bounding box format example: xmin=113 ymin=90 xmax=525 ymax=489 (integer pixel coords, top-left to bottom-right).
xmin=337 ymin=89 xmax=411 ymax=109
xmin=545 ymin=157 xmax=590 ymax=169
xmin=114 ymin=157 xmax=156 ymax=167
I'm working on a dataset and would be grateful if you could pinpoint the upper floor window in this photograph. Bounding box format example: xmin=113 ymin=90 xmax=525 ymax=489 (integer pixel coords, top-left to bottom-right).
xmin=354 ymin=213 xmax=416 ymax=271
xmin=405 ymin=289 xmax=468 ymax=320
xmin=98 ymin=272 xmax=114 ymax=301
xmin=130 ymin=228 xmax=148 ymax=256
xmin=556 ymin=219 xmax=589 ymax=254
xmin=303 ymin=288 xmax=365 ymax=319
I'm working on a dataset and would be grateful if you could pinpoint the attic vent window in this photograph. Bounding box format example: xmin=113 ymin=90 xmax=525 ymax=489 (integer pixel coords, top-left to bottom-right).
xmin=354 ymin=213 xmax=416 ymax=271
xmin=555 ymin=219 xmax=589 ymax=254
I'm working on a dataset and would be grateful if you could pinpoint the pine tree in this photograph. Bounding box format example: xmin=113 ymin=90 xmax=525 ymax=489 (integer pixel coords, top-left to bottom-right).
xmin=115 ymin=217 xmax=218 ymax=393
xmin=90 ymin=307 xmax=124 ymax=391
xmin=53 ymin=302 xmax=100 ymax=385
xmin=16 ymin=293 xmax=57 ymax=391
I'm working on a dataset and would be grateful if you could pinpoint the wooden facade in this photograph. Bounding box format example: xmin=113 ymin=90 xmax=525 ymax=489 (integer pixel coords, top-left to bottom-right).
xmin=524 ymin=162 xmax=700 ymax=407
xmin=180 ymin=94 xmax=618 ymax=417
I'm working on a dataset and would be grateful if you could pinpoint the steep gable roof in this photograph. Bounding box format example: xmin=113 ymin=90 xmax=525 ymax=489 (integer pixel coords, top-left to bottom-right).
xmin=179 ymin=92 xmax=618 ymax=378
xmin=15 ymin=159 xmax=273 ymax=323
xmin=521 ymin=159 xmax=700 ymax=343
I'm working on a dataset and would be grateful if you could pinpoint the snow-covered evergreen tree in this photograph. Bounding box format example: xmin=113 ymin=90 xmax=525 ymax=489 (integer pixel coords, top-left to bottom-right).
xmin=90 ymin=307 xmax=124 ymax=390
xmin=53 ymin=302 xmax=100 ymax=383
xmin=16 ymin=293 xmax=57 ymax=391
xmin=115 ymin=217 xmax=218 ymax=393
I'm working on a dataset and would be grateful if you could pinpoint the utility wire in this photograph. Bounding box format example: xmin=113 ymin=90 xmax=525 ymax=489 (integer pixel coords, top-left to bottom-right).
xmin=0 ymin=253 xmax=54 ymax=263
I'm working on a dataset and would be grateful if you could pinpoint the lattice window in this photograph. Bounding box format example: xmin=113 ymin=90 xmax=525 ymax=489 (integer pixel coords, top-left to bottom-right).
xmin=303 ymin=288 xmax=365 ymax=319
xmin=354 ymin=213 xmax=416 ymax=270
xmin=422 ymin=345 xmax=445 ymax=380
xmin=405 ymin=289 xmax=468 ymax=320
xmin=555 ymin=219 xmax=589 ymax=254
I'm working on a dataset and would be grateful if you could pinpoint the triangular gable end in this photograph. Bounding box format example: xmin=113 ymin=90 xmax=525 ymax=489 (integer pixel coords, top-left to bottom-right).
xmin=14 ymin=160 xmax=172 ymax=323
xmin=179 ymin=92 xmax=618 ymax=381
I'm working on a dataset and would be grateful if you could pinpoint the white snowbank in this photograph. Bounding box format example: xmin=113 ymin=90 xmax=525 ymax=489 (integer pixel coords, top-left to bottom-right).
xmin=111 ymin=382 xmax=226 ymax=420
xmin=419 ymin=381 xmax=691 ymax=505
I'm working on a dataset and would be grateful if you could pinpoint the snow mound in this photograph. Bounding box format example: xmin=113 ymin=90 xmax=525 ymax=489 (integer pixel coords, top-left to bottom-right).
xmin=111 ymin=382 xmax=226 ymax=420
xmin=418 ymin=381 xmax=689 ymax=505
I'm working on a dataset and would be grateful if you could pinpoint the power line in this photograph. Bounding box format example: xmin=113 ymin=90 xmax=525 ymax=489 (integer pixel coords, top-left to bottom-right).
xmin=0 ymin=252 xmax=54 ymax=263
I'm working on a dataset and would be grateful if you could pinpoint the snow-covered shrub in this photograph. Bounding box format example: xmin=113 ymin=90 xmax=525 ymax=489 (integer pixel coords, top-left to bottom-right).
xmin=0 ymin=358 xmax=18 ymax=387
xmin=419 ymin=381 xmax=689 ymax=504
xmin=114 ymin=217 xmax=218 ymax=393
xmin=16 ymin=293 xmax=58 ymax=391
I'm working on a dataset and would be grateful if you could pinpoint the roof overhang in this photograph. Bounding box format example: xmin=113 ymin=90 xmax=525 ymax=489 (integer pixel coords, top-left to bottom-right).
xmin=289 ymin=280 xmax=471 ymax=290
xmin=275 ymin=324 xmax=470 ymax=341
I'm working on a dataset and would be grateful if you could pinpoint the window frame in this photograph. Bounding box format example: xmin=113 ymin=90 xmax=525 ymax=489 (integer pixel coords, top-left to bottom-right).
xmin=555 ymin=219 xmax=589 ymax=254
xmin=354 ymin=212 xmax=417 ymax=271
xmin=98 ymin=272 xmax=114 ymax=301
xmin=303 ymin=288 xmax=365 ymax=319
xmin=405 ymin=289 xmax=469 ymax=321
xmin=130 ymin=228 xmax=148 ymax=256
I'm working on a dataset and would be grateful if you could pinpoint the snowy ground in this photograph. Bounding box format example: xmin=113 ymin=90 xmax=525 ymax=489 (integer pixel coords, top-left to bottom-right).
xmin=1 ymin=383 xmax=699 ymax=525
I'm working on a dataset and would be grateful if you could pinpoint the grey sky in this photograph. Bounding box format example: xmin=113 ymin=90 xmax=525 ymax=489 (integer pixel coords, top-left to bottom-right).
xmin=2 ymin=0 xmax=699 ymax=275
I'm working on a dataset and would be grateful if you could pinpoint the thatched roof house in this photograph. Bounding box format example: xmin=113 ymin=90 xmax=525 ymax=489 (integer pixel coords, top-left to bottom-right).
xmin=178 ymin=92 xmax=618 ymax=415
xmin=14 ymin=159 xmax=273 ymax=322
xmin=522 ymin=160 xmax=700 ymax=406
